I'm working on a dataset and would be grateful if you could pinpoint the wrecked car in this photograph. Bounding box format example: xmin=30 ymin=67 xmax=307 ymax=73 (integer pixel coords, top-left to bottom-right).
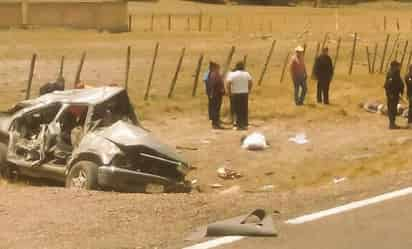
xmin=0 ymin=87 xmax=191 ymax=193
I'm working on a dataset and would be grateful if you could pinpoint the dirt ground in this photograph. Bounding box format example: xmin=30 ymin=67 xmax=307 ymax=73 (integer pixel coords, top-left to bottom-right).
xmin=2 ymin=0 xmax=412 ymax=248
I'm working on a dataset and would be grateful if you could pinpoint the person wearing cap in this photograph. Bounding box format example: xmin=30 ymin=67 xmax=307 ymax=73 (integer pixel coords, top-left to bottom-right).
xmin=385 ymin=60 xmax=404 ymax=129
xmin=226 ymin=61 xmax=253 ymax=130
xmin=313 ymin=47 xmax=334 ymax=104
xmin=208 ymin=62 xmax=225 ymax=129
xmin=404 ymin=64 xmax=412 ymax=127
xmin=290 ymin=46 xmax=307 ymax=106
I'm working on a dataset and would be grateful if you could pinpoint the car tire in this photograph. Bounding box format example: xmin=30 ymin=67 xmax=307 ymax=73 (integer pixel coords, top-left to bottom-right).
xmin=66 ymin=161 xmax=99 ymax=190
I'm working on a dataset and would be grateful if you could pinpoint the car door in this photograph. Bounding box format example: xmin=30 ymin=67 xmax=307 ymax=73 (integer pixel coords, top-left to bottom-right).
xmin=7 ymin=103 xmax=62 ymax=167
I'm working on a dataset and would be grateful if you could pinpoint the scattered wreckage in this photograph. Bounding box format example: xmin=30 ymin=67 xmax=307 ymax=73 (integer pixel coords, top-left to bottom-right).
xmin=0 ymin=87 xmax=191 ymax=193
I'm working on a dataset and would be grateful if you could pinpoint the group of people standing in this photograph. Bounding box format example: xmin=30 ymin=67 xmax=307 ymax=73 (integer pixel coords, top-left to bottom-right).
xmin=204 ymin=61 xmax=253 ymax=130
xmin=203 ymin=44 xmax=412 ymax=131
xmin=289 ymin=45 xmax=334 ymax=106
xmin=203 ymin=45 xmax=335 ymax=130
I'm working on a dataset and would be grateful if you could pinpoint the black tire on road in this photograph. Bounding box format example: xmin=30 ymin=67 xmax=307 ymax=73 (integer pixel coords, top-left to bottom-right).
xmin=66 ymin=161 xmax=99 ymax=190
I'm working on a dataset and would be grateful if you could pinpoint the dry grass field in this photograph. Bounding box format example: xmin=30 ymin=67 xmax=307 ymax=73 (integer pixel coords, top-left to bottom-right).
xmin=2 ymin=1 xmax=412 ymax=248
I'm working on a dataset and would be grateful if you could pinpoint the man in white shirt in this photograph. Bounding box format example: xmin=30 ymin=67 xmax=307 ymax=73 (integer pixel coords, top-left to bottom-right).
xmin=226 ymin=61 xmax=253 ymax=130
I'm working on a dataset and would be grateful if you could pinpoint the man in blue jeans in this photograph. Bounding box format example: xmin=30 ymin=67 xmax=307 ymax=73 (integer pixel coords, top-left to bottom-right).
xmin=289 ymin=46 xmax=307 ymax=106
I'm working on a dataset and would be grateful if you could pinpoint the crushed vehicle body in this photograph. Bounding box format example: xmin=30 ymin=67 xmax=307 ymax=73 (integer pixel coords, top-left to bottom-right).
xmin=0 ymin=87 xmax=191 ymax=193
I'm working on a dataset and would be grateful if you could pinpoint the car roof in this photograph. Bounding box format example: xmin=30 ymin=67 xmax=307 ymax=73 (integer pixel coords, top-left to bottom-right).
xmin=21 ymin=87 xmax=125 ymax=107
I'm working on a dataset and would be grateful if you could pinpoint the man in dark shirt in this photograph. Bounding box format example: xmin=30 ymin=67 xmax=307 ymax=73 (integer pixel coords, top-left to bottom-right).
xmin=208 ymin=62 xmax=225 ymax=129
xmin=385 ymin=61 xmax=404 ymax=129
xmin=314 ymin=47 xmax=334 ymax=104
xmin=405 ymin=64 xmax=412 ymax=126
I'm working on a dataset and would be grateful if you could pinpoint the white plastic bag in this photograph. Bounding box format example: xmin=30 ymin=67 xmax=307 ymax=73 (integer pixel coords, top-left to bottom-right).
xmin=288 ymin=133 xmax=309 ymax=145
xmin=241 ymin=132 xmax=268 ymax=151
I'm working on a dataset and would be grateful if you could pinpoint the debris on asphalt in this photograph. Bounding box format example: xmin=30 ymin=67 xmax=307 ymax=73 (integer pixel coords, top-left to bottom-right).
xmin=201 ymin=139 xmax=211 ymax=144
xmin=288 ymin=133 xmax=309 ymax=145
xmin=333 ymin=177 xmax=347 ymax=184
xmin=186 ymin=209 xmax=277 ymax=241
xmin=217 ymin=167 xmax=242 ymax=180
xmin=176 ymin=145 xmax=199 ymax=151
xmin=209 ymin=183 xmax=224 ymax=188
xmin=259 ymin=185 xmax=275 ymax=192
xmin=241 ymin=132 xmax=269 ymax=151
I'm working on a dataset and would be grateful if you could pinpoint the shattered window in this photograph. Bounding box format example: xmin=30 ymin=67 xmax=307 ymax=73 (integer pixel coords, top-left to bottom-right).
xmin=14 ymin=103 xmax=61 ymax=140
xmin=92 ymin=91 xmax=137 ymax=127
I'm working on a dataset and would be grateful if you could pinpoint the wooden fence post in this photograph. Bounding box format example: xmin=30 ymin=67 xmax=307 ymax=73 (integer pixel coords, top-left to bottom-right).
xmin=407 ymin=50 xmax=412 ymax=69
xmin=128 ymin=15 xmax=132 ymax=32
xmin=396 ymin=18 xmax=400 ymax=32
xmin=59 ymin=56 xmax=65 ymax=78
xmin=258 ymin=40 xmax=277 ymax=86
xmin=192 ymin=54 xmax=204 ymax=97
xmin=385 ymin=34 xmax=400 ymax=72
xmin=223 ymin=46 xmax=236 ymax=76
xmin=186 ymin=16 xmax=190 ymax=31
xmin=366 ymin=46 xmax=372 ymax=74
xmin=280 ymin=52 xmax=291 ymax=83
xmin=144 ymin=43 xmax=159 ymax=101
xmin=394 ymin=43 xmax=400 ymax=61
xmin=379 ymin=34 xmax=390 ymax=73
xmin=74 ymin=52 xmax=86 ymax=87
xmin=168 ymin=47 xmax=186 ymax=98
xmin=371 ymin=43 xmax=378 ymax=73
xmin=198 ymin=12 xmax=203 ymax=32
xmin=25 ymin=53 xmax=37 ymax=100
xmin=400 ymin=40 xmax=409 ymax=69
xmin=348 ymin=32 xmax=358 ymax=75
xmin=321 ymin=33 xmax=329 ymax=49
xmin=315 ymin=41 xmax=321 ymax=58
xmin=168 ymin=14 xmax=172 ymax=32
xmin=334 ymin=37 xmax=341 ymax=69
xmin=125 ymin=46 xmax=131 ymax=91
xmin=303 ymin=43 xmax=307 ymax=57
xmin=311 ymin=42 xmax=321 ymax=78
xmin=151 ymin=13 xmax=154 ymax=32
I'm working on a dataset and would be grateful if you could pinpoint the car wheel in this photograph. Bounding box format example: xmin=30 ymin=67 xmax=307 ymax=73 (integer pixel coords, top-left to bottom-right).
xmin=66 ymin=161 xmax=98 ymax=190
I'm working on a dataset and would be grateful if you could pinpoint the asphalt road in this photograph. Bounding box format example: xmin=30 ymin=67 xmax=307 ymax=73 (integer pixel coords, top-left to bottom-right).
xmin=212 ymin=195 xmax=412 ymax=249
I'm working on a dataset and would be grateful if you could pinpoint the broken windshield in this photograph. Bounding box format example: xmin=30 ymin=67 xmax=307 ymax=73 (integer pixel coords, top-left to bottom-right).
xmin=91 ymin=91 xmax=137 ymax=127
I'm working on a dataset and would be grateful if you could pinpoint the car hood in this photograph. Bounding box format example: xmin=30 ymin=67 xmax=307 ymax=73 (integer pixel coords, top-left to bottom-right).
xmin=97 ymin=121 xmax=186 ymax=164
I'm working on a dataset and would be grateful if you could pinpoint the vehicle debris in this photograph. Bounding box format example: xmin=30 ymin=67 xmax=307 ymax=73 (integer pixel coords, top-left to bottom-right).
xmin=0 ymin=87 xmax=192 ymax=193
xmin=186 ymin=209 xmax=277 ymax=241
xmin=241 ymin=132 xmax=269 ymax=151
xmin=288 ymin=133 xmax=309 ymax=144
xmin=259 ymin=185 xmax=275 ymax=192
xmin=209 ymin=183 xmax=224 ymax=188
xmin=217 ymin=167 xmax=242 ymax=180
xmin=176 ymin=145 xmax=199 ymax=151
xmin=333 ymin=177 xmax=347 ymax=184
